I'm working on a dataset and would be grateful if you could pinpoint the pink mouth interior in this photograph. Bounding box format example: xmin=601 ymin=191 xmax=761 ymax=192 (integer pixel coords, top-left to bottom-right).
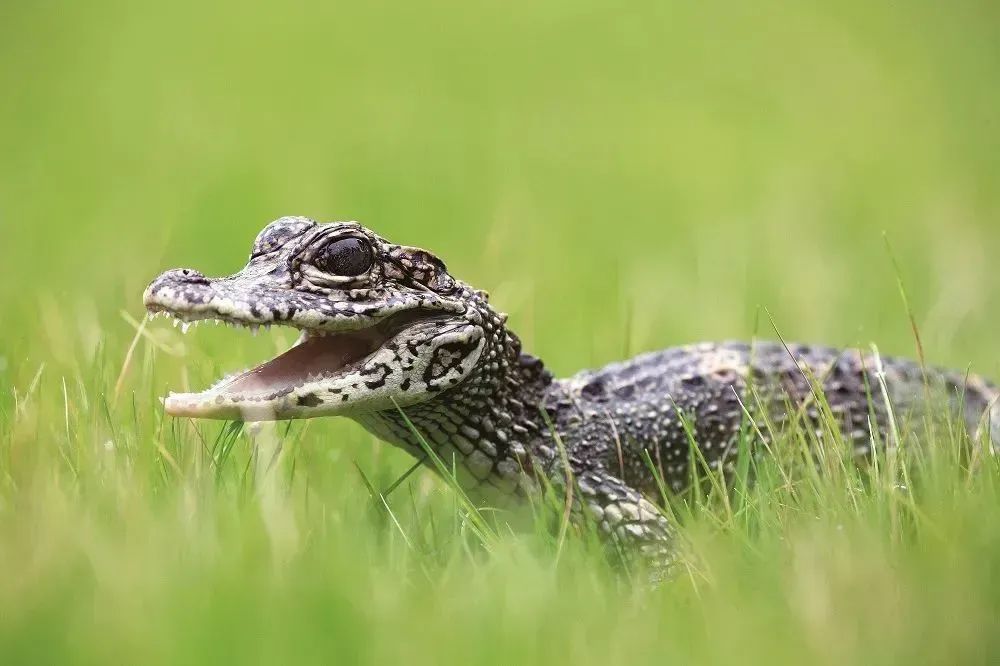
xmin=218 ymin=330 xmax=387 ymax=397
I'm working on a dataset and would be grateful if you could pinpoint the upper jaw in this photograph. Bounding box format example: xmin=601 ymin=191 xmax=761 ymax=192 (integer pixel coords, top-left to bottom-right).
xmin=143 ymin=270 xmax=463 ymax=332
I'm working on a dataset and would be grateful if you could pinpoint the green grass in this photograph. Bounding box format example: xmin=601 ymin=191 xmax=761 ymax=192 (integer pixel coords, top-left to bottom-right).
xmin=3 ymin=0 xmax=1000 ymax=663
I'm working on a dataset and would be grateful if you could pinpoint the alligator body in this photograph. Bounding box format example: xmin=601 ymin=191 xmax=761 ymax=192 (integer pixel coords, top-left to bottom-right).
xmin=145 ymin=217 xmax=1000 ymax=572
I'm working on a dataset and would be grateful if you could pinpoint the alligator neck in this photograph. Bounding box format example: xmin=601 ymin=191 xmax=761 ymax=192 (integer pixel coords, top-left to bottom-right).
xmin=352 ymin=331 xmax=558 ymax=497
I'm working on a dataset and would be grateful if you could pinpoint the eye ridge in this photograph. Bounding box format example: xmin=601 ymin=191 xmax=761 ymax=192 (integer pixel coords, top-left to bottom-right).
xmin=314 ymin=236 xmax=375 ymax=277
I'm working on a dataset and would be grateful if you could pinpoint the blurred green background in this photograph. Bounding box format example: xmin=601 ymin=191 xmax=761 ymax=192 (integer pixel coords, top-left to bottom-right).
xmin=4 ymin=0 xmax=999 ymax=372
xmin=2 ymin=1 xmax=1000 ymax=664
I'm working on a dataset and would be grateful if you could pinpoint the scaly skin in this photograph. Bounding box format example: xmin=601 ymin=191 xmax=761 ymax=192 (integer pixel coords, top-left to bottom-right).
xmin=144 ymin=217 xmax=1000 ymax=575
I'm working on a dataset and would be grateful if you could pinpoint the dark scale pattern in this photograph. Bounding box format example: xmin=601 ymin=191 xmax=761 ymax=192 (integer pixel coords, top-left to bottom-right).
xmin=549 ymin=342 xmax=999 ymax=497
xmin=146 ymin=217 xmax=1000 ymax=578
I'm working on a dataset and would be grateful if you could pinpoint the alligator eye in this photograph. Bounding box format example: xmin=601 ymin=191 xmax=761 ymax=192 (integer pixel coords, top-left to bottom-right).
xmin=314 ymin=237 xmax=374 ymax=276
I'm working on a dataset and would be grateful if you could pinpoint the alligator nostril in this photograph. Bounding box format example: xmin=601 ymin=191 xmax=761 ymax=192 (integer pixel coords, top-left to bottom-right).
xmin=168 ymin=268 xmax=209 ymax=284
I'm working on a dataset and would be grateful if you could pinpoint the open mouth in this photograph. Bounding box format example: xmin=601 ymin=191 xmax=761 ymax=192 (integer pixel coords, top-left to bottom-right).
xmin=147 ymin=307 xmax=440 ymax=417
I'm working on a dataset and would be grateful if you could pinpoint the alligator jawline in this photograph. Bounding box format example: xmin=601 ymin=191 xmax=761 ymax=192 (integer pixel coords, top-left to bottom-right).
xmin=156 ymin=308 xmax=442 ymax=413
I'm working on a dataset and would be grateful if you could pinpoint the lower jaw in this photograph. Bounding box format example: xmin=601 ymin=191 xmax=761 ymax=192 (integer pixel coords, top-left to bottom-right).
xmin=155 ymin=307 xmax=451 ymax=420
xmin=162 ymin=394 xmax=253 ymax=419
xmin=162 ymin=329 xmax=387 ymax=419
xmin=162 ymin=393 xmax=291 ymax=420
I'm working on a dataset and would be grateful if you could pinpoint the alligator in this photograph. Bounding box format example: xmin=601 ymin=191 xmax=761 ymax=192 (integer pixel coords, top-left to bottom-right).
xmin=144 ymin=216 xmax=1000 ymax=574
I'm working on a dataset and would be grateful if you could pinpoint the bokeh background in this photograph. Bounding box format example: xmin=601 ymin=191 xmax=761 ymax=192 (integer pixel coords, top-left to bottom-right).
xmin=2 ymin=1 xmax=1000 ymax=664
xmin=4 ymin=0 xmax=999 ymax=372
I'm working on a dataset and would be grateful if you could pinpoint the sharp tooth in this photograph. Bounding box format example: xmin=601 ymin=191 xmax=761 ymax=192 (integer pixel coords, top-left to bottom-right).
xmin=173 ymin=318 xmax=180 ymax=328
xmin=180 ymin=322 xmax=191 ymax=334
xmin=250 ymin=324 xmax=260 ymax=336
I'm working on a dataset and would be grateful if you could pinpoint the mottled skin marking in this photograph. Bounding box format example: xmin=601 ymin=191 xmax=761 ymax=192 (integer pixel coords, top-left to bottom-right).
xmin=145 ymin=217 xmax=1000 ymax=576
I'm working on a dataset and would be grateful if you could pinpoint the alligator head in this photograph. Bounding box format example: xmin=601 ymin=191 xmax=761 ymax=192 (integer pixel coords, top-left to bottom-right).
xmin=144 ymin=216 xmax=500 ymax=421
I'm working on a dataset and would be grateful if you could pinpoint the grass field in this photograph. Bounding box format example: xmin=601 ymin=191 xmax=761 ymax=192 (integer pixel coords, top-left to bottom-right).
xmin=3 ymin=1 xmax=1000 ymax=663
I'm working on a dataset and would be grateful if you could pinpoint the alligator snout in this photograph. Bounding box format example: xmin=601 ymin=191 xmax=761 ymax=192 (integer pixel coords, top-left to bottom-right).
xmin=143 ymin=268 xmax=215 ymax=311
